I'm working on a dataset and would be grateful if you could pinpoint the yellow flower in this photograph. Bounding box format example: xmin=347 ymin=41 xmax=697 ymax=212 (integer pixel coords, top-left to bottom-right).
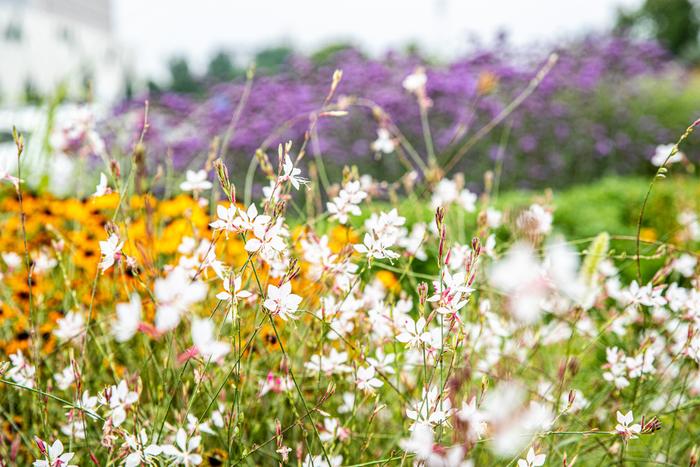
xmin=376 ymin=270 xmax=401 ymax=293
xmin=329 ymin=225 xmax=359 ymax=252
xmin=640 ymin=227 xmax=658 ymax=243
xmin=91 ymin=192 xmax=121 ymax=210
xmin=477 ymin=71 xmax=498 ymax=95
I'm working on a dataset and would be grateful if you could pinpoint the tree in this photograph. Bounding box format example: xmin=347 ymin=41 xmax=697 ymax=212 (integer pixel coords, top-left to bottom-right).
xmin=254 ymin=47 xmax=292 ymax=74
xmin=168 ymin=56 xmax=201 ymax=94
xmin=617 ymin=0 xmax=700 ymax=60
xmin=206 ymin=51 xmax=240 ymax=83
xmin=23 ymin=78 xmax=42 ymax=105
xmin=310 ymin=43 xmax=354 ymax=65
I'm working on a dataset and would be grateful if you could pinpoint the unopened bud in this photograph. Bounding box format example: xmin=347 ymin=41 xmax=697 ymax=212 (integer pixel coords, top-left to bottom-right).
xmin=110 ymin=159 xmax=121 ymax=178
xmin=690 ymin=445 xmax=698 ymax=467
xmin=34 ymin=437 xmax=46 ymax=455
xmin=12 ymin=127 xmax=24 ymax=155
xmin=213 ymin=159 xmax=235 ymax=203
xmin=417 ymin=282 xmax=428 ymax=306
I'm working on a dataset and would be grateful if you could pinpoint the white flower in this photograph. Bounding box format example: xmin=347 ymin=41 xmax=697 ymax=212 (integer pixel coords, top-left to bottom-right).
xmin=398 ymin=222 xmax=428 ymax=261
xmin=244 ymin=221 xmax=286 ymax=257
xmin=93 ymin=172 xmax=110 ymax=197
xmin=99 ymin=233 xmax=124 ymax=272
xmin=399 ymin=424 xmax=435 ymax=462
xmin=486 ymin=207 xmax=502 ymax=228
xmin=187 ymin=413 xmax=215 ymax=436
xmin=262 ymin=180 xmax=281 ymax=202
xmin=50 ymin=105 xmax=104 ymax=157
xmin=356 ymin=365 xmax=383 ymax=393
xmin=401 ymin=422 xmax=469 ymax=466
xmin=302 ymin=454 xmax=343 ymax=467
xmin=178 ymin=236 xmax=197 ymax=255
xmin=7 ymin=350 xmax=35 ymax=388
xmin=603 ymin=347 xmax=630 ymax=389
xmin=53 ymin=311 xmax=85 ymax=344
xmin=123 ymin=429 xmax=162 ymax=467
xmin=209 ymin=203 xmax=238 ymax=233
xmin=622 ymin=281 xmax=666 ymax=308
xmin=459 ymin=189 xmax=477 ymax=212
xmin=429 ymin=177 xmax=477 ymax=213
xmin=263 ymin=282 xmax=302 ymax=321
xmin=561 ymin=389 xmax=589 ymax=413
xmin=406 ymin=386 xmax=452 ymax=429
xmin=517 ymin=204 xmax=552 ymax=236
xmin=33 ymin=250 xmax=57 ymax=274
xmin=102 ymin=380 xmax=139 ymax=427
xmin=61 ymin=416 xmax=87 ymax=440
xmin=304 ymin=348 xmax=352 ymax=375
xmin=366 ymin=349 xmax=396 ymax=375
xmin=489 ymin=242 xmax=546 ymax=324
xmin=215 ymin=273 xmax=252 ymax=305
xmin=626 ymin=351 xmax=655 ymax=379
xmin=338 ymin=392 xmax=355 ymax=414
xmin=672 ymin=254 xmax=697 ymax=278
xmin=233 ymin=204 xmax=270 ymax=233
xmin=33 ymin=438 xmax=77 ymax=467
xmin=517 ymin=447 xmax=546 ymax=467
xmin=615 ymin=410 xmax=641 ymax=441
xmin=54 ymin=365 xmax=75 ymax=391
xmin=280 ymin=154 xmax=308 ymax=190
xmin=180 ymin=169 xmax=213 ymax=192
xmin=161 ymin=428 xmax=202 ymax=465
xmin=431 ymin=178 xmax=459 ymax=209
xmin=403 ymin=68 xmax=427 ymax=93
xmin=210 ymin=403 xmax=227 ymax=428
xmin=354 ymin=232 xmax=400 ymax=261
xmin=75 ymin=390 xmax=100 ymax=419
xmin=2 ymin=251 xmax=22 ymax=270
xmin=318 ymin=417 xmax=348 ymax=443
xmin=396 ymin=316 xmax=431 ymax=348
xmin=327 ymin=181 xmax=366 ymax=225
xmin=371 ymin=128 xmax=395 ymax=154
xmin=112 ymin=293 xmax=142 ymax=342
xmin=258 ymin=371 xmax=293 ymax=396
xmin=154 ymin=267 xmax=208 ymax=332
xmin=457 ymin=397 xmax=487 ymax=442
xmin=679 ymin=210 xmax=700 ymax=241
xmin=0 ymin=166 xmax=20 ymax=189
xmin=651 ymin=143 xmax=684 ymax=166
xmin=192 ymin=318 xmax=230 ymax=361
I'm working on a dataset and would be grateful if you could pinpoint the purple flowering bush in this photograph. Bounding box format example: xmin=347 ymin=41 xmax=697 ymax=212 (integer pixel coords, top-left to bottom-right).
xmin=106 ymin=34 xmax=693 ymax=190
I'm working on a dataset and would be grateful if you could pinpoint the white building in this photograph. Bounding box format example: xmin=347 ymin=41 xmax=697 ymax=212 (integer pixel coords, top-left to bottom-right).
xmin=0 ymin=0 xmax=130 ymax=104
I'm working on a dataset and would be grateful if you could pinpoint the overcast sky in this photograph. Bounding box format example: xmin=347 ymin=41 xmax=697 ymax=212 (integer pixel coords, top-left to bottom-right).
xmin=114 ymin=0 xmax=643 ymax=78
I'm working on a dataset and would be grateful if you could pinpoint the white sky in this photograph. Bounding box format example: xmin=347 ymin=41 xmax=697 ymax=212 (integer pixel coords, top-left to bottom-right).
xmin=114 ymin=0 xmax=643 ymax=78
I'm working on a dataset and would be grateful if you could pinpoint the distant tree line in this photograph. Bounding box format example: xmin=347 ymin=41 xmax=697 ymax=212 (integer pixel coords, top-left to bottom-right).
xmin=147 ymin=0 xmax=700 ymax=99
xmin=144 ymin=44 xmax=361 ymax=96
xmin=616 ymin=0 xmax=700 ymax=62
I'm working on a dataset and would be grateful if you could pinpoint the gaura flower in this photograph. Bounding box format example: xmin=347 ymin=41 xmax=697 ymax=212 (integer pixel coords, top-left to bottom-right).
xmin=161 ymin=428 xmax=202 ymax=466
xmin=615 ymin=410 xmax=641 ymax=442
xmin=279 ymin=154 xmax=308 ymax=190
xmin=99 ymin=233 xmax=124 ymax=273
xmin=33 ymin=438 xmax=77 ymax=467
xmin=180 ymin=169 xmax=213 ymax=193
xmin=263 ymin=282 xmax=302 ymax=321
xmin=112 ymin=293 xmax=142 ymax=343
xmin=517 ymin=447 xmax=546 ymax=467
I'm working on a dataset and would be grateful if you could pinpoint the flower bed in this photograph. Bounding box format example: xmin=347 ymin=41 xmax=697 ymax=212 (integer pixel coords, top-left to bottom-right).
xmin=1 ymin=63 xmax=700 ymax=466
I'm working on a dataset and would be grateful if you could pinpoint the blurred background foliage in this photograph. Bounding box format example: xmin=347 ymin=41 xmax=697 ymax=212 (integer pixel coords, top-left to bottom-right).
xmin=616 ymin=0 xmax=700 ymax=62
